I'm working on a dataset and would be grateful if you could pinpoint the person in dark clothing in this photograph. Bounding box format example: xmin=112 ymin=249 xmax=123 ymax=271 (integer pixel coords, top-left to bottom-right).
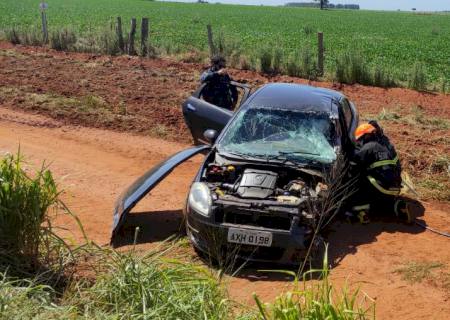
xmin=350 ymin=121 xmax=411 ymax=223
xmin=200 ymin=55 xmax=238 ymax=110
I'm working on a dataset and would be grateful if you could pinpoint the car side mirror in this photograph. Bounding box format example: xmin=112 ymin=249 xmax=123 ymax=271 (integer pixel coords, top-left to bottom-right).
xmin=203 ymin=129 xmax=218 ymax=145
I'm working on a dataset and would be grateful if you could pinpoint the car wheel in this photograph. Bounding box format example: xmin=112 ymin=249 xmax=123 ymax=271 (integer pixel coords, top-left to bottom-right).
xmin=308 ymin=236 xmax=327 ymax=271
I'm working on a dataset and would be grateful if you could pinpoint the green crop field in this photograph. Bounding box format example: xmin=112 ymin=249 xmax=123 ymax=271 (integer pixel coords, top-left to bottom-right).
xmin=1 ymin=0 xmax=449 ymax=86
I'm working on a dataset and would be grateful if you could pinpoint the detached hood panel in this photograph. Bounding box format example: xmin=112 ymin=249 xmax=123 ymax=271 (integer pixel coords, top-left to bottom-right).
xmin=111 ymin=145 xmax=210 ymax=243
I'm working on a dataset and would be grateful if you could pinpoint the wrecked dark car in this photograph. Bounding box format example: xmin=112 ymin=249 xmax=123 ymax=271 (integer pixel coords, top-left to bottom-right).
xmin=112 ymin=83 xmax=359 ymax=265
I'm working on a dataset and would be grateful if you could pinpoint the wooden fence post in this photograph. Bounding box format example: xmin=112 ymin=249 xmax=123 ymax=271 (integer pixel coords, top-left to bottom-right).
xmin=116 ymin=17 xmax=124 ymax=52
xmin=141 ymin=18 xmax=149 ymax=57
xmin=128 ymin=18 xmax=137 ymax=55
xmin=40 ymin=7 xmax=48 ymax=44
xmin=318 ymin=32 xmax=324 ymax=76
xmin=206 ymin=24 xmax=215 ymax=57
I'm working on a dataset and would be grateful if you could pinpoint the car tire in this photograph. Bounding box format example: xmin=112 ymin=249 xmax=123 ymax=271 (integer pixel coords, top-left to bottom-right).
xmin=308 ymin=236 xmax=327 ymax=271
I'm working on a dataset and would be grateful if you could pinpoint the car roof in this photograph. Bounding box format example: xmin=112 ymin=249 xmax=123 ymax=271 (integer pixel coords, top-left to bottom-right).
xmin=245 ymin=83 xmax=345 ymax=113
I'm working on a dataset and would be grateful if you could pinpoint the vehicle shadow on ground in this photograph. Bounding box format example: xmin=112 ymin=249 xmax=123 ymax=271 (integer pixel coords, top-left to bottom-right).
xmin=112 ymin=200 xmax=426 ymax=283
xmin=111 ymin=210 xmax=184 ymax=247
xmin=234 ymin=198 xmax=426 ymax=282
xmin=327 ymin=198 xmax=426 ymax=268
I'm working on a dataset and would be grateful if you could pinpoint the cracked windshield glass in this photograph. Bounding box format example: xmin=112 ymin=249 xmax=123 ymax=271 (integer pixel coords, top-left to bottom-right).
xmin=218 ymin=107 xmax=338 ymax=164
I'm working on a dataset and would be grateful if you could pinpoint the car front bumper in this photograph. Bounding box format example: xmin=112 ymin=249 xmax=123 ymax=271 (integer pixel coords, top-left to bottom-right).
xmin=186 ymin=208 xmax=312 ymax=265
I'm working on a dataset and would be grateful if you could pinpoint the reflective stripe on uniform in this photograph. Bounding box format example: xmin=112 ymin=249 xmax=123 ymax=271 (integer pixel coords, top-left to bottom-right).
xmin=368 ymin=155 xmax=399 ymax=170
xmin=367 ymin=175 xmax=401 ymax=196
xmin=352 ymin=204 xmax=370 ymax=211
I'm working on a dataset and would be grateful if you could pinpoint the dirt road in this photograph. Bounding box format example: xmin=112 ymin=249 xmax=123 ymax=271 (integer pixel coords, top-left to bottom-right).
xmin=1 ymin=108 xmax=449 ymax=319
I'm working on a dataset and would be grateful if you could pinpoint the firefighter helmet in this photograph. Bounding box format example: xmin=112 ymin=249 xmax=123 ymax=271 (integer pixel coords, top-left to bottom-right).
xmin=355 ymin=123 xmax=376 ymax=140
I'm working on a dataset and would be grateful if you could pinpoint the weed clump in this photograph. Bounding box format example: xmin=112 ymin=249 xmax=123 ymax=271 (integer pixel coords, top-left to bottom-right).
xmin=0 ymin=152 xmax=58 ymax=269
xmin=96 ymin=29 xmax=121 ymax=55
xmin=334 ymin=51 xmax=372 ymax=85
xmin=4 ymin=27 xmax=43 ymax=46
xmin=373 ymin=65 xmax=396 ymax=88
xmin=258 ymin=45 xmax=274 ymax=74
xmin=50 ymin=29 xmax=77 ymax=51
xmin=5 ymin=27 xmax=21 ymax=45
xmin=408 ymin=63 xmax=428 ymax=91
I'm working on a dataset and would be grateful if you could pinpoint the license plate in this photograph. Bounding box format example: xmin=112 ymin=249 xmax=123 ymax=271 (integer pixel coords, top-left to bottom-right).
xmin=227 ymin=228 xmax=273 ymax=247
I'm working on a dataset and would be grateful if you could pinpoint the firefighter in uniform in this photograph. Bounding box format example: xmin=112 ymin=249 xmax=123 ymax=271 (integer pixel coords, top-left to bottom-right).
xmin=351 ymin=121 xmax=412 ymax=224
xmin=200 ymin=55 xmax=238 ymax=110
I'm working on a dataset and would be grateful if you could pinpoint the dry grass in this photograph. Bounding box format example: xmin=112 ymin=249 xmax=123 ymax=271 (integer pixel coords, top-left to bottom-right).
xmin=0 ymin=86 xmax=130 ymax=129
xmin=362 ymin=106 xmax=450 ymax=201
xmin=148 ymin=124 xmax=169 ymax=138
xmin=395 ymin=261 xmax=450 ymax=293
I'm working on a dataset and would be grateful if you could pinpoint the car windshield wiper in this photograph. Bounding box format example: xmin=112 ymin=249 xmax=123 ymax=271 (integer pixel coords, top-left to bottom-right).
xmin=219 ymin=150 xmax=260 ymax=161
xmin=278 ymin=150 xmax=320 ymax=156
xmin=264 ymin=150 xmax=323 ymax=167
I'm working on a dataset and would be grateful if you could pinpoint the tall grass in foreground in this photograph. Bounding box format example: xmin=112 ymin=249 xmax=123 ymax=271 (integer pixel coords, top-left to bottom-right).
xmin=0 ymin=245 xmax=232 ymax=319
xmin=254 ymin=246 xmax=375 ymax=320
xmin=0 ymin=151 xmax=69 ymax=278
xmin=71 ymin=247 xmax=230 ymax=319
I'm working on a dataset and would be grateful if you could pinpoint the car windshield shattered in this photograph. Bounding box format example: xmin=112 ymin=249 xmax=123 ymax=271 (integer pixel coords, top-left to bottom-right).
xmin=217 ymin=107 xmax=338 ymax=164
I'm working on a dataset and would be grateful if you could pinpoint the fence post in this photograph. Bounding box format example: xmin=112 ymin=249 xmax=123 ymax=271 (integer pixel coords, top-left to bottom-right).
xmin=128 ymin=18 xmax=137 ymax=55
xmin=206 ymin=24 xmax=215 ymax=57
xmin=116 ymin=17 xmax=124 ymax=52
xmin=141 ymin=18 xmax=149 ymax=57
xmin=40 ymin=6 xmax=48 ymax=44
xmin=318 ymin=32 xmax=324 ymax=76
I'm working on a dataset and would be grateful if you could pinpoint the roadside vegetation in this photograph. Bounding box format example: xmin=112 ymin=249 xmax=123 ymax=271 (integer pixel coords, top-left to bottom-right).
xmin=1 ymin=0 xmax=449 ymax=91
xmin=0 ymin=151 xmax=375 ymax=319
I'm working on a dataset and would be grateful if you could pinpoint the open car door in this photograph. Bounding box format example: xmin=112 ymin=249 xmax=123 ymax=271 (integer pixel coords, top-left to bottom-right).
xmin=182 ymin=82 xmax=251 ymax=144
xmin=111 ymin=145 xmax=210 ymax=243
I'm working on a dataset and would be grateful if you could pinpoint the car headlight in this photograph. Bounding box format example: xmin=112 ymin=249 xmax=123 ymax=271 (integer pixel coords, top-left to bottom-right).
xmin=188 ymin=182 xmax=212 ymax=217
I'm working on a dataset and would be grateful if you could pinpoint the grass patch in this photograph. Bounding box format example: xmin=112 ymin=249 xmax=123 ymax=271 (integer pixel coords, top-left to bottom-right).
xmin=0 ymin=49 xmax=27 ymax=59
xmin=148 ymin=124 xmax=169 ymax=138
xmin=0 ymin=87 xmax=122 ymax=127
xmin=408 ymin=63 xmax=428 ymax=91
xmin=394 ymin=261 xmax=445 ymax=284
xmin=376 ymin=108 xmax=401 ymax=121
xmin=334 ymin=51 xmax=372 ymax=85
xmin=4 ymin=27 xmax=43 ymax=46
xmin=372 ymin=105 xmax=450 ymax=131
xmin=418 ymin=178 xmax=450 ymax=202
xmin=408 ymin=106 xmax=450 ymax=130
xmin=0 ymin=151 xmax=75 ymax=283
xmin=254 ymin=246 xmax=375 ymax=319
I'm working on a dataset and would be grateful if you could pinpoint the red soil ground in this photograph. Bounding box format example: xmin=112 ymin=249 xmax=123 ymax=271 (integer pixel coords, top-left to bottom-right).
xmin=1 ymin=43 xmax=449 ymax=319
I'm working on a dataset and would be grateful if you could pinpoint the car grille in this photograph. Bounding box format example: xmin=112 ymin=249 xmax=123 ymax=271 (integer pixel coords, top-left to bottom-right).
xmin=218 ymin=210 xmax=292 ymax=231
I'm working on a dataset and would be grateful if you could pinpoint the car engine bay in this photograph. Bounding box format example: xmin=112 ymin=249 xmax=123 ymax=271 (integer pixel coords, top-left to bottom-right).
xmin=200 ymin=160 xmax=329 ymax=232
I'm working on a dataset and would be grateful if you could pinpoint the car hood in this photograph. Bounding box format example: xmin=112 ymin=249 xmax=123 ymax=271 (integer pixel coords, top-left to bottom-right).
xmin=111 ymin=145 xmax=210 ymax=243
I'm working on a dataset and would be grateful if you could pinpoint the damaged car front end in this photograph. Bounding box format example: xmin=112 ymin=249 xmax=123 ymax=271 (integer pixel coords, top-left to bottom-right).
xmin=186 ymin=106 xmax=342 ymax=264
xmin=112 ymin=83 xmax=358 ymax=265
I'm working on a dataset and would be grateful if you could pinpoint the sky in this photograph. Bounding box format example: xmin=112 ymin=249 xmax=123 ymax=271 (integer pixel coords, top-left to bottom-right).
xmin=161 ymin=0 xmax=450 ymax=11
